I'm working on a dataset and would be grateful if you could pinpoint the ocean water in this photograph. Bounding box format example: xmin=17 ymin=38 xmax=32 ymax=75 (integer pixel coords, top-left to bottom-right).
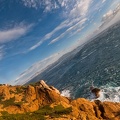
xmin=88 ymin=86 xmax=120 ymax=102
xmin=29 ymin=21 xmax=120 ymax=102
xmin=61 ymin=86 xmax=120 ymax=102
xmin=59 ymin=21 xmax=120 ymax=102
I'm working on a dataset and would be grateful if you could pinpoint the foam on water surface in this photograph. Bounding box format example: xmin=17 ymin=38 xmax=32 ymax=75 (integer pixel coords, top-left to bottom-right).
xmin=61 ymin=90 xmax=71 ymax=98
xmin=89 ymin=86 xmax=120 ymax=102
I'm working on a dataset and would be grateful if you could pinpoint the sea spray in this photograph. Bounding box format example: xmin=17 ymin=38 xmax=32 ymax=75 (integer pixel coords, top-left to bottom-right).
xmin=61 ymin=90 xmax=71 ymax=98
xmin=89 ymin=86 xmax=120 ymax=102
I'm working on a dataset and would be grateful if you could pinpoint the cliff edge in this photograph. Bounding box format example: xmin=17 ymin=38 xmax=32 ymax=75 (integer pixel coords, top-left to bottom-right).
xmin=0 ymin=80 xmax=120 ymax=120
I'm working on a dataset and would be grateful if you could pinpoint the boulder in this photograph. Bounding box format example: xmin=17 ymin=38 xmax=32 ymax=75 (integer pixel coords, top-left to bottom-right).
xmin=90 ymin=87 xmax=100 ymax=98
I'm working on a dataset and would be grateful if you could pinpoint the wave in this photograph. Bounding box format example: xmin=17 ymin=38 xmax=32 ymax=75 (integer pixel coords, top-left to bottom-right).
xmin=89 ymin=86 xmax=120 ymax=102
xmin=61 ymin=86 xmax=120 ymax=103
xmin=61 ymin=89 xmax=71 ymax=98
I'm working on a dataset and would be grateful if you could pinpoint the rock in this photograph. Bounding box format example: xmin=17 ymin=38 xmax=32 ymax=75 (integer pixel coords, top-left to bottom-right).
xmin=0 ymin=80 xmax=120 ymax=120
xmin=25 ymin=85 xmax=36 ymax=102
xmin=39 ymin=80 xmax=51 ymax=90
xmin=90 ymin=87 xmax=101 ymax=98
xmin=0 ymin=86 xmax=10 ymax=100
xmin=94 ymin=100 xmax=120 ymax=119
xmin=71 ymin=98 xmax=95 ymax=115
xmin=35 ymin=85 xmax=69 ymax=106
xmin=49 ymin=86 xmax=60 ymax=94
xmin=21 ymin=99 xmax=39 ymax=112
xmin=5 ymin=105 xmax=24 ymax=114
xmin=101 ymin=102 xmax=120 ymax=119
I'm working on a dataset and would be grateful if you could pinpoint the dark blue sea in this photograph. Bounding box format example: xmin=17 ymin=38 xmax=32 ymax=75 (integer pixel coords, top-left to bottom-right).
xmin=29 ymin=21 xmax=120 ymax=102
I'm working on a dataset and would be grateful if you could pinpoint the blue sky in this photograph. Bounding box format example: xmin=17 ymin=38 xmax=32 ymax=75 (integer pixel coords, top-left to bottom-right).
xmin=0 ymin=0 xmax=120 ymax=84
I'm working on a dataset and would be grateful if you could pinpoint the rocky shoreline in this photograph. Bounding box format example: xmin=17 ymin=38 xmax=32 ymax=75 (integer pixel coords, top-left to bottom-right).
xmin=0 ymin=80 xmax=120 ymax=120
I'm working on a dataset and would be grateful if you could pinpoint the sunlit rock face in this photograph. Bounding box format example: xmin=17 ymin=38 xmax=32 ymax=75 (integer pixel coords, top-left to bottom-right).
xmin=0 ymin=81 xmax=120 ymax=120
xmin=0 ymin=80 xmax=69 ymax=114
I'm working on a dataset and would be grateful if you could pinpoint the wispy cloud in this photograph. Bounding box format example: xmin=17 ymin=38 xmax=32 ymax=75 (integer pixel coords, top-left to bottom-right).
xmin=49 ymin=18 xmax=87 ymax=44
xmin=14 ymin=51 xmax=64 ymax=85
xmin=0 ymin=24 xmax=32 ymax=43
xmin=61 ymin=0 xmax=92 ymax=39
xmin=14 ymin=41 xmax=81 ymax=85
xmin=102 ymin=0 xmax=106 ymax=3
xmin=22 ymin=0 xmax=59 ymax=12
xmin=29 ymin=20 xmax=69 ymax=50
xmin=29 ymin=0 xmax=92 ymax=51
xmin=22 ymin=0 xmax=39 ymax=9
xmin=69 ymin=0 xmax=92 ymax=18
xmin=0 ymin=45 xmax=5 ymax=60
xmin=102 ymin=10 xmax=113 ymax=22
xmin=110 ymin=0 xmax=120 ymax=9
xmin=29 ymin=18 xmax=83 ymax=51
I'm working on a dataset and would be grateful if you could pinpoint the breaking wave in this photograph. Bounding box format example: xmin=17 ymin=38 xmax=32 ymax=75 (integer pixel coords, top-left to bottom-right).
xmin=89 ymin=86 xmax=120 ymax=102
xmin=61 ymin=90 xmax=71 ymax=98
xmin=61 ymin=86 xmax=120 ymax=103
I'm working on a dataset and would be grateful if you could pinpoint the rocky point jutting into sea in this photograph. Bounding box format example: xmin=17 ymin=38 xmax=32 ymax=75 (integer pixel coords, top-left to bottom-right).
xmin=0 ymin=80 xmax=120 ymax=120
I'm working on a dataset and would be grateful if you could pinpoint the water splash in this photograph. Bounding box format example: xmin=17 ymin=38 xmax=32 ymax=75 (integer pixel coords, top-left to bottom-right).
xmin=89 ymin=86 xmax=120 ymax=102
xmin=61 ymin=90 xmax=71 ymax=98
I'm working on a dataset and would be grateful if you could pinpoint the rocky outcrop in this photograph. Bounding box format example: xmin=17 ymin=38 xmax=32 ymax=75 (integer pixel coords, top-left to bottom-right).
xmin=0 ymin=80 xmax=120 ymax=120
xmin=25 ymin=85 xmax=36 ymax=102
xmin=94 ymin=100 xmax=120 ymax=120
xmin=0 ymin=80 xmax=69 ymax=114
xmin=0 ymin=86 xmax=10 ymax=100
xmin=90 ymin=87 xmax=101 ymax=98
xmin=70 ymin=98 xmax=120 ymax=120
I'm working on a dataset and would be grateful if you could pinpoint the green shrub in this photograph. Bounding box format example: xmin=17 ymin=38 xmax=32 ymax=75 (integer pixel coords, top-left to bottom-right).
xmin=1 ymin=97 xmax=15 ymax=107
xmin=0 ymin=95 xmax=4 ymax=101
xmin=16 ymin=87 xmax=23 ymax=94
xmin=1 ymin=111 xmax=9 ymax=116
xmin=0 ymin=112 xmax=45 ymax=120
xmin=34 ymin=105 xmax=53 ymax=115
xmin=0 ymin=104 xmax=72 ymax=120
xmin=9 ymin=90 xmax=15 ymax=94
xmin=35 ymin=104 xmax=72 ymax=117
xmin=54 ymin=105 xmax=72 ymax=115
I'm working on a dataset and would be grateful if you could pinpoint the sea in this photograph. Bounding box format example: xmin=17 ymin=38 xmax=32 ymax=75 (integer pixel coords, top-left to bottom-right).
xmin=28 ymin=21 xmax=120 ymax=102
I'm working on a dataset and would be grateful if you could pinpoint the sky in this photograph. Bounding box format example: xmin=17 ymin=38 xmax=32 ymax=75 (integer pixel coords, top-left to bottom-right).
xmin=0 ymin=0 xmax=120 ymax=85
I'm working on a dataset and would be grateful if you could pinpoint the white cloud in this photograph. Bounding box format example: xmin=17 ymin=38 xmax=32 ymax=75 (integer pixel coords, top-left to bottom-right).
xmin=110 ymin=0 xmax=120 ymax=8
xmin=22 ymin=0 xmax=72 ymax=12
xmin=22 ymin=0 xmax=39 ymax=9
xmin=0 ymin=24 xmax=32 ymax=43
xmin=29 ymin=40 xmax=43 ymax=51
xmin=14 ymin=51 xmax=65 ymax=85
xmin=68 ymin=26 xmax=85 ymax=38
xmin=29 ymin=17 xmax=87 ymax=50
xmin=102 ymin=0 xmax=106 ymax=3
xmin=99 ymin=9 xmax=120 ymax=32
xmin=58 ymin=0 xmax=71 ymax=8
xmin=22 ymin=0 xmax=59 ymax=12
xmin=22 ymin=0 xmax=92 ymax=16
xmin=14 ymin=36 xmax=85 ymax=85
xmin=28 ymin=0 xmax=91 ymax=50
xmin=44 ymin=0 xmax=59 ymax=12
xmin=44 ymin=20 xmax=69 ymax=39
xmin=0 ymin=46 xmax=5 ymax=60
xmin=103 ymin=10 xmax=113 ymax=19
xmin=29 ymin=19 xmax=70 ymax=50
xmin=49 ymin=18 xmax=87 ymax=44
xmin=69 ymin=0 xmax=92 ymax=18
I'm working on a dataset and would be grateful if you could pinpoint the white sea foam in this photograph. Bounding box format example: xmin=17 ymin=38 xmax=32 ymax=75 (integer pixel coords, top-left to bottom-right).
xmin=61 ymin=90 xmax=71 ymax=98
xmin=89 ymin=86 xmax=120 ymax=102
xmin=61 ymin=86 xmax=120 ymax=103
